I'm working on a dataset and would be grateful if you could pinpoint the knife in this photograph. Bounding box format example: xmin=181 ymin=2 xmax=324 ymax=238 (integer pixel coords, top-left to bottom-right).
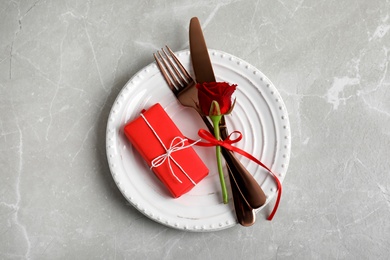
xmin=189 ymin=17 xmax=267 ymax=210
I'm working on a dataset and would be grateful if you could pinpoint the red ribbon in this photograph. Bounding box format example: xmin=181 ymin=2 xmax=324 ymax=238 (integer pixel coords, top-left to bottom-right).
xmin=190 ymin=129 xmax=282 ymax=221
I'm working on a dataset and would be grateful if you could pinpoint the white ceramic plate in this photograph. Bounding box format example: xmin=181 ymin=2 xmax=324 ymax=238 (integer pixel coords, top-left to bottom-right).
xmin=106 ymin=49 xmax=291 ymax=232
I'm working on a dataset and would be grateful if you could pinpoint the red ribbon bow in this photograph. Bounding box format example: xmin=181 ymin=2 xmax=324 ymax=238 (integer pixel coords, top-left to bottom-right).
xmin=191 ymin=129 xmax=282 ymax=221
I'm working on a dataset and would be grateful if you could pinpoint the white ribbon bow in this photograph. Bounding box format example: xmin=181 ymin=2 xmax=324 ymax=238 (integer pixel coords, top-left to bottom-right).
xmin=140 ymin=113 xmax=200 ymax=185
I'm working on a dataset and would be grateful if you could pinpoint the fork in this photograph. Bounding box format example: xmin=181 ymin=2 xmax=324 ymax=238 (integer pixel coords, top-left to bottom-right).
xmin=153 ymin=47 xmax=254 ymax=226
xmin=154 ymin=46 xmax=266 ymax=221
xmin=154 ymin=46 xmax=266 ymax=208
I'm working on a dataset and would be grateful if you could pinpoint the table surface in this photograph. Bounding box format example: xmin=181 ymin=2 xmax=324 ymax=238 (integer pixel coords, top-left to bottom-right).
xmin=1 ymin=0 xmax=390 ymax=259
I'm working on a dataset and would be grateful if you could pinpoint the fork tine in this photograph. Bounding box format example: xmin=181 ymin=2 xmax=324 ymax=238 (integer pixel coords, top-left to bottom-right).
xmin=158 ymin=49 xmax=185 ymax=89
xmin=161 ymin=48 xmax=188 ymax=88
xmin=153 ymin=52 xmax=176 ymax=91
xmin=165 ymin=46 xmax=193 ymax=82
xmin=155 ymin=46 xmax=196 ymax=96
xmin=154 ymin=52 xmax=176 ymax=92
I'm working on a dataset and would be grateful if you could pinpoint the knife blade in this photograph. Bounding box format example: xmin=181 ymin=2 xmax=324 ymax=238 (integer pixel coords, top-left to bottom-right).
xmin=189 ymin=17 xmax=266 ymax=209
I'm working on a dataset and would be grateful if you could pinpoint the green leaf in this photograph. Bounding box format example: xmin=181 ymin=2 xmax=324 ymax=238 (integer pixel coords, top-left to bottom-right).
xmin=209 ymin=100 xmax=221 ymax=116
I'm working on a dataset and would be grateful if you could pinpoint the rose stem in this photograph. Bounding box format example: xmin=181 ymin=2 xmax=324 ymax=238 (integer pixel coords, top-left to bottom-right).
xmin=212 ymin=116 xmax=228 ymax=204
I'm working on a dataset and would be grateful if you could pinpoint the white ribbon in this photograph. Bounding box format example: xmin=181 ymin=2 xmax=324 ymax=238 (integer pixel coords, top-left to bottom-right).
xmin=140 ymin=113 xmax=200 ymax=186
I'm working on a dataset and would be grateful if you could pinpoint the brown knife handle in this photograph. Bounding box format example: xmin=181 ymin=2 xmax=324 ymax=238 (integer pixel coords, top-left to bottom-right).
xmin=219 ymin=116 xmax=266 ymax=209
xmin=201 ymin=115 xmax=266 ymax=209
xmin=219 ymin=116 xmax=267 ymax=209
xmin=200 ymin=116 xmax=255 ymax=225
xmin=228 ymin=164 xmax=256 ymax=226
xmin=221 ymin=147 xmax=266 ymax=209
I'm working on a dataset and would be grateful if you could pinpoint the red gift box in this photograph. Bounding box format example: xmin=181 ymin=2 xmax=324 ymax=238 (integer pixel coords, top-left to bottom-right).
xmin=124 ymin=103 xmax=209 ymax=198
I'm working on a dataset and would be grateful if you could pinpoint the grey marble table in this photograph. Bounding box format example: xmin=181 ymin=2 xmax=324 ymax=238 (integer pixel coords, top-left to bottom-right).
xmin=1 ymin=0 xmax=390 ymax=259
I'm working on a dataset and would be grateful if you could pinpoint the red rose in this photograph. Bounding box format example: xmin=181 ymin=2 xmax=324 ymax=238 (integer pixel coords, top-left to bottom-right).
xmin=196 ymin=82 xmax=237 ymax=116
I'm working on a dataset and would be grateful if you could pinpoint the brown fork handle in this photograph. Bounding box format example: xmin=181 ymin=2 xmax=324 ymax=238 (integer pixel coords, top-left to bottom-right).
xmin=219 ymin=116 xmax=266 ymax=209
xmin=200 ymin=116 xmax=255 ymax=225
xmin=220 ymin=147 xmax=266 ymax=209
xmin=201 ymin=115 xmax=266 ymax=207
xmin=205 ymin=115 xmax=266 ymax=209
xmin=228 ymin=163 xmax=256 ymax=226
